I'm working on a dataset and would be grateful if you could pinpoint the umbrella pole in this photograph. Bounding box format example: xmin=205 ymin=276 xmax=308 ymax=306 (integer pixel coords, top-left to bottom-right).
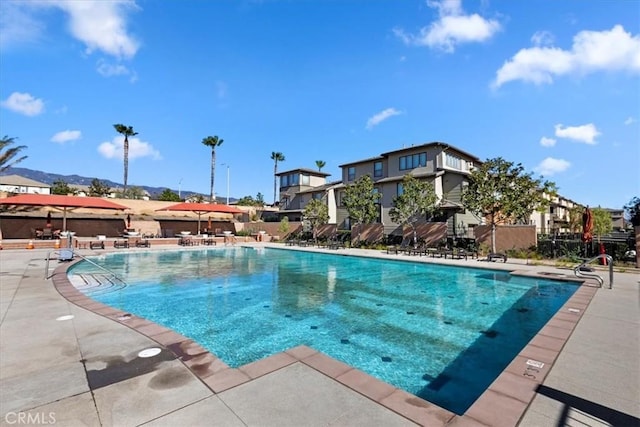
xmin=63 ymin=207 xmax=67 ymax=232
xmin=198 ymin=213 xmax=201 ymax=235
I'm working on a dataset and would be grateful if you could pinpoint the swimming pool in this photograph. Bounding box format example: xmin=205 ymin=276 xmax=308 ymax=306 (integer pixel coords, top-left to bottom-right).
xmin=69 ymin=247 xmax=578 ymax=414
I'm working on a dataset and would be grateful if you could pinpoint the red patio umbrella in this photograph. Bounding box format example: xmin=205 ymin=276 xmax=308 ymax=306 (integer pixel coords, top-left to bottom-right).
xmin=156 ymin=202 xmax=243 ymax=234
xmin=0 ymin=194 xmax=128 ymax=232
xmin=581 ymin=207 xmax=593 ymax=243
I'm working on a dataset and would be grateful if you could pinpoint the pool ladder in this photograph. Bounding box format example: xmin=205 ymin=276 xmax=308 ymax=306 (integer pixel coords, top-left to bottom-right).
xmin=45 ymin=250 xmax=128 ymax=294
xmin=574 ymin=254 xmax=613 ymax=289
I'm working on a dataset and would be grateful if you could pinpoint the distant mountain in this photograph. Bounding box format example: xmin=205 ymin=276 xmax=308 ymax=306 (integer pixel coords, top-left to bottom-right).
xmin=2 ymin=167 xmax=235 ymax=202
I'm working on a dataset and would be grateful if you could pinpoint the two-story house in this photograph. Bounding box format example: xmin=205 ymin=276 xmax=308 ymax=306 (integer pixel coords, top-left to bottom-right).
xmin=275 ymin=168 xmax=334 ymax=222
xmin=336 ymin=142 xmax=483 ymax=236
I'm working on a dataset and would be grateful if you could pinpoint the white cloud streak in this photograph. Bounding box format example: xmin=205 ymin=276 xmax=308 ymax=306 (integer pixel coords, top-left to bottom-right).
xmin=539 ymin=136 xmax=556 ymax=147
xmin=624 ymin=116 xmax=637 ymax=125
xmin=1 ymin=0 xmax=139 ymax=59
xmin=1 ymin=92 xmax=45 ymax=116
xmin=535 ymin=157 xmax=571 ymax=176
xmin=554 ymin=123 xmax=601 ymax=145
xmin=493 ymin=25 xmax=640 ymax=88
xmin=98 ymin=136 xmax=161 ymax=161
xmin=394 ymin=0 xmax=501 ymax=53
xmin=51 ymin=130 xmax=81 ymax=143
xmin=366 ymin=108 xmax=403 ymax=130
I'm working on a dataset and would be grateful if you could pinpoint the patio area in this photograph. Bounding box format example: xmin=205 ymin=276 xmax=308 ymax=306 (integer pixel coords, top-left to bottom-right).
xmin=1 ymin=245 xmax=638 ymax=426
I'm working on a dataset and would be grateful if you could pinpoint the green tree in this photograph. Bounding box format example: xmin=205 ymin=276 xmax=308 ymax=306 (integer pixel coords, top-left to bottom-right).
xmin=342 ymin=175 xmax=381 ymax=243
xmin=389 ymin=174 xmax=439 ymax=245
xmin=462 ymin=157 xmax=557 ymax=253
xmin=0 ymin=136 xmax=27 ymax=172
xmin=51 ymin=179 xmax=76 ymax=195
xmin=256 ymin=192 xmax=265 ymax=206
xmin=568 ymin=205 xmax=584 ymax=234
xmin=303 ymin=198 xmax=329 ymax=243
xmin=88 ymin=178 xmax=111 ymax=197
xmin=271 ymin=152 xmax=285 ymax=205
xmin=158 ymin=188 xmax=181 ymax=201
xmin=202 ymin=136 xmax=224 ymax=203
xmin=278 ymin=217 xmax=290 ymax=236
xmin=592 ymin=207 xmax=612 ymax=241
xmin=118 ymin=186 xmax=145 ymax=200
xmin=113 ymin=124 xmax=138 ymax=198
xmin=624 ymin=197 xmax=640 ymax=227
xmin=315 ymin=160 xmax=326 ymax=171
xmin=237 ymin=195 xmax=257 ymax=206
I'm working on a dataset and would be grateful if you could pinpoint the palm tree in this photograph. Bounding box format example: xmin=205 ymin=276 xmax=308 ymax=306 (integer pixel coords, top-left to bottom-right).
xmin=0 ymin=136 xmax=27 ymax=173
xmin=315 ymin=160 xmax=326 ymax=171
xmin=113 ymin=124 xmax=138 ymax=198
xmin=271 ymin=151 xmax=285 ymax=205
xmin=202 ymin=136 xmax=224 ymax=202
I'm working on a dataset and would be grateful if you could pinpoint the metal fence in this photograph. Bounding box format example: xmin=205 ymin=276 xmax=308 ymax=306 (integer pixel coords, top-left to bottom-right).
xmin=537 ymin=234 xmax=635 ymax=261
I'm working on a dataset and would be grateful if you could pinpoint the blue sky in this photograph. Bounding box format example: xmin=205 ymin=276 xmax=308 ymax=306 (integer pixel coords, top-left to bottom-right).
xmin=1 ymin=0 xmax=638 ymax=209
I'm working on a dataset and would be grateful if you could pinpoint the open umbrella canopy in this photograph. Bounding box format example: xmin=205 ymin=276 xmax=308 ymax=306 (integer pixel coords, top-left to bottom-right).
xmin=0 ymin=194 xmax=128 ymax=231
xmin=156 ymin=202 xmax=243 ymax=234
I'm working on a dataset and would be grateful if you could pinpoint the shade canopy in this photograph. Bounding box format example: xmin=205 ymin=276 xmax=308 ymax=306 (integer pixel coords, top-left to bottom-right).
xmin=156 ymin=202 xmax=243 ymax=233
xmin=0 ymin=194 xmax=128 ymax=231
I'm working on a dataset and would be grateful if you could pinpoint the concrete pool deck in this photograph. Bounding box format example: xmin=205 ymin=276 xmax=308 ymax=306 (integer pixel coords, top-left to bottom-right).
xmin=0 ymin=245 xmax=638 ymax=426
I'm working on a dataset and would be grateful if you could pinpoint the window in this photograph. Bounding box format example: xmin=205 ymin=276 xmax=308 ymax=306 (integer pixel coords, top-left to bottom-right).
xmin=290 ymin=174 xmax=299 ymax=186
xmin=312 ymin=193 xmax=323 ymax=200
xmin=374 ymin=161 xmax=383 ymax=178
xmin=445 ymin=153 xmax=461 ymax=169
xmin=301 ymin=174 xmax=310 ymax=185
xmin=280 ymin=175 xmax=289 ymax=187
xmin=347 ymin=167 xmax=356 ymax=181
xmin=399 ymin=152 xmax=426 ymax=170
xmin=397 ymin=182 xmax=404 ymax=196
xmin=339 ymin=191 xmax=346 ymax=206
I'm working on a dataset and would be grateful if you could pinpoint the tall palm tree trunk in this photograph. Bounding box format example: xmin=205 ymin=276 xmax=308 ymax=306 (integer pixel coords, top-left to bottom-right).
xmin=210 ymin=149 xmax=216 ymax=202
xmin=123 ymin=136 xmax=129 ymax=197
xmin=273 ymin=161 xmax=277 ymax=205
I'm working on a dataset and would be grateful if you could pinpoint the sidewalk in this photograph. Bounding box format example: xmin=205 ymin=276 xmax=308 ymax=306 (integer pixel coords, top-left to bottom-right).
xmin=1 ymin=247 xmax=638 ymax=426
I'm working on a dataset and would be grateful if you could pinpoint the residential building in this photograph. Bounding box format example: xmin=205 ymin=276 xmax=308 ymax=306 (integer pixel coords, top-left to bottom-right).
xmin=606 ymin=208 xmax=626 ymax=231
xmin=275 ymin=168 xmax=333 ymax=222
xmin=530 ymin=195 xmax=582 ymax=235
xmin=336 ymin=142 xmax=483 ymax=236
xmin=0 ymin=175 xmax=51 ymax=195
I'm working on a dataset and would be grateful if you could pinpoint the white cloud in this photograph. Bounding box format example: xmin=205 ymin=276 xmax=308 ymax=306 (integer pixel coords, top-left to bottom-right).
xmin=1 ymin=0 xmax=139 ymax=59
xmin=531 ymin=30 xmax=554 ymax=47
xmin=98 ymin=136 xmax=161 ymax=161
xmin=554 ymin=123 xmax=601 ymax=144
xmin=97 ymin=59 xmax=130 ymax=77
xmin=540 ymin=136 xmax=556 ymax=147
xmin=51 ymin=130 xmax=81 ymax=143
xmin=394 ymin=0 xmax=500 ymax=53
xmin=366 ymin=108 xmax=403 ymax=130
xmin=493 ymin=25 xmax=640 ymax=88
xmin=624 ymin=116 xmax=637 ymax=125
xmin=535 ymin=157 xmax=571 ymax=176
xmin=1 ymin=92 xmax=45 ymax=116
xmin=0 ymin=2 xmax=45 ymax=49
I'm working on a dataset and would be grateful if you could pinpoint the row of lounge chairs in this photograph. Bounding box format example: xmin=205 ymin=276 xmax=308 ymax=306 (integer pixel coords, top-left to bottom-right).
xmin=386 ymin=239 xmax=482 ymax=260
xmin=284 ymin=233 xmax=348 ymax=249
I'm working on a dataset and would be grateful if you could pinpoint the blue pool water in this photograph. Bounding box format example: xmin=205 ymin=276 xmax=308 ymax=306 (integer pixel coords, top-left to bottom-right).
xmin=69 ymin=247 xmax=578 ymax=414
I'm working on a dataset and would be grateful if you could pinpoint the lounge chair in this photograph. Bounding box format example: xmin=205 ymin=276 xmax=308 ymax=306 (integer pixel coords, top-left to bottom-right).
xmin=486 ymin=253 xmax=507 ymax=262
xmin=114 ymin=240 xmax=129 ymax=249
xmin=90 ymin=241 xmax=105 ymax=250
xmin=386 ymin=238 xmax=412 ymax=254
xmin=135 ymin=239 xmax=150 ymax=248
